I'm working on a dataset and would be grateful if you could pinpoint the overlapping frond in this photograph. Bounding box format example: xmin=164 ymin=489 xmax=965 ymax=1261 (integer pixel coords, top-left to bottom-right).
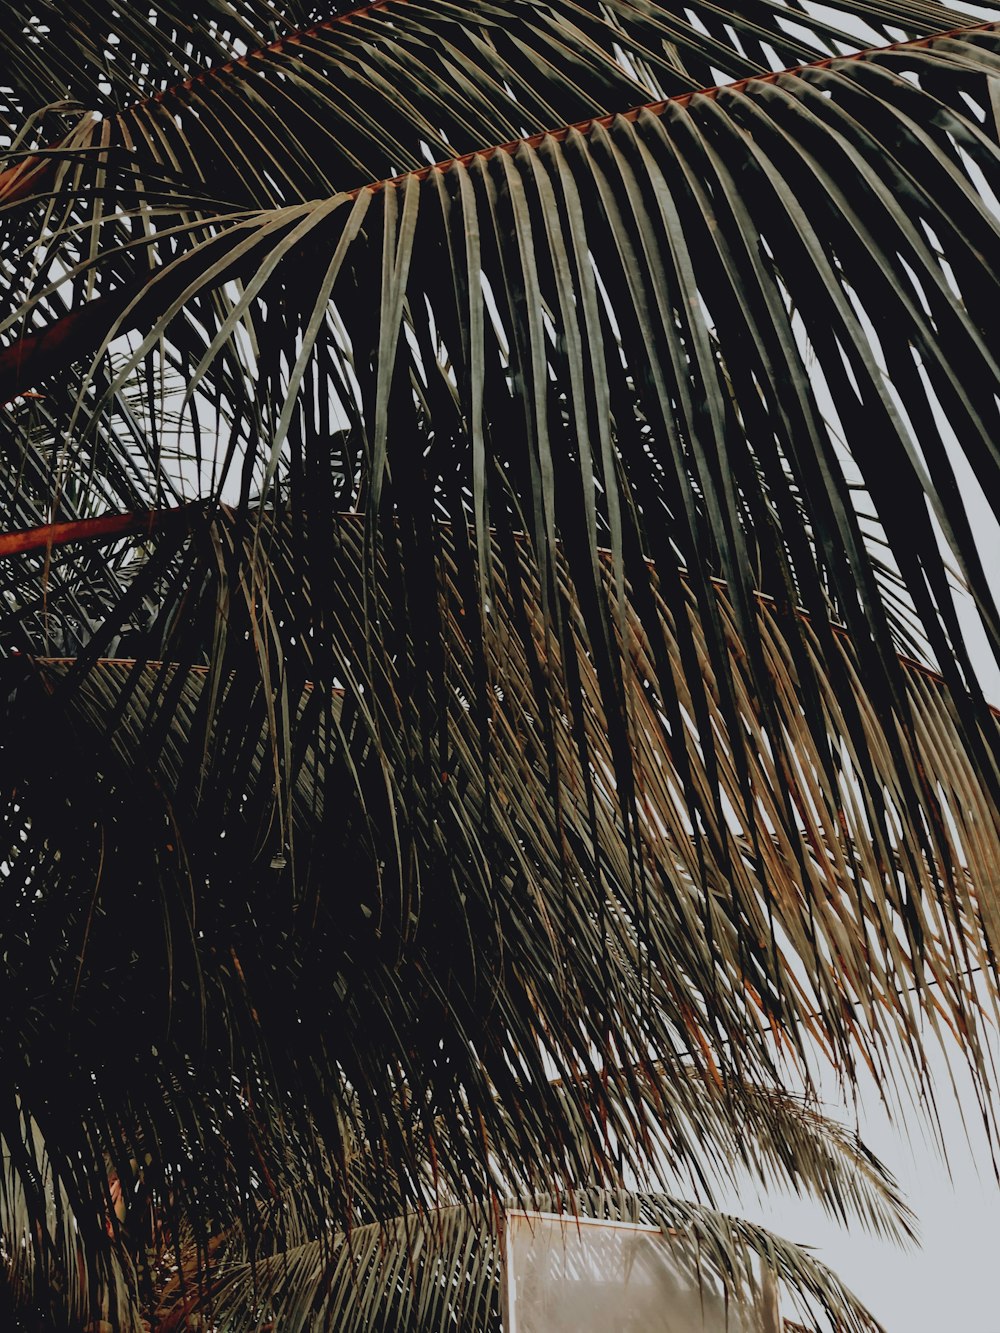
xmin=1 ymin=0 xmax=988 ymax=154
xmin=0 ymin=1117 xmax=145 ymax=1333
xmin=0 ymin=509 xmax=989 ymax=1265
xmin=2 ymin=0 xmax=1000 ymax=1326
xmin=205 ymin=1190 xmax=885 ymax=1333
xmin=5 ymin=24 xmax=1000 ymax=678
xmin=0 ymin=1033 xmax=911 ymax=1329
xmin=6 ymin=24 xmax=1000 ymax=985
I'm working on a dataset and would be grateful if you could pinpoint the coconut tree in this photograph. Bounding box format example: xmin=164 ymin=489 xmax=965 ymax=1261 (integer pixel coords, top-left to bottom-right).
xmin=2 ymin=0 xmax=1000 ymax=1327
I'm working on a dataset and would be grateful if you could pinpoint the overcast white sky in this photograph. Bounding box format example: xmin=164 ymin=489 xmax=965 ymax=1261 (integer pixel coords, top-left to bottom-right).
xmin=720 ymin=1037 xmax=1000 ymax=1332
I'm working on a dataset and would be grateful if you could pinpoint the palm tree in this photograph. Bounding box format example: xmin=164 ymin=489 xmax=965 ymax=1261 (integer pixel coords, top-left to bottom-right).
xmin=2 ymin=0 xmax=1000 ymax=1326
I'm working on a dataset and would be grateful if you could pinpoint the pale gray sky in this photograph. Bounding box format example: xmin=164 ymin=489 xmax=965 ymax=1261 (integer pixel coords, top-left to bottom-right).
xmin=722 ymin=1038 xmax=1000 ymax=1332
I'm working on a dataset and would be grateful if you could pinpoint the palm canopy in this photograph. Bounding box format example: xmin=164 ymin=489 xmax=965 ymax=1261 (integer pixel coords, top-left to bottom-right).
xmin=2 ymin=0 xmax=1000 ymax=1327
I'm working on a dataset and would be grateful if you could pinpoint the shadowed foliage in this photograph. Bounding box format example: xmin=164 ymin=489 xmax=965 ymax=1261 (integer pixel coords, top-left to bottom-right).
xmin=2 ymin=0 xmax=1000 ymax=1328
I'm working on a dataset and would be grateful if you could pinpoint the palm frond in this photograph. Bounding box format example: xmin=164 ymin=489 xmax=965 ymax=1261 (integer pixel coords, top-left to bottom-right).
xmin=204 ymin=1190 xmax=884 ymax=1332
xmin=3 ymin=0 xmax=1000 ymax=1324
xmin=0 ymin=507 xmax=992 ymax=1265
xmin=1 ymin=0 xmax=984 ymax=156
xmin=0 ymin=1116 xmax=145 ymax=1333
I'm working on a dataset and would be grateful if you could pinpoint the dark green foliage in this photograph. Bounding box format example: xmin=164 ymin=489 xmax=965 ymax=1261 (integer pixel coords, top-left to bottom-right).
xmin=1 ymin=1 xmax=999 ymax=1327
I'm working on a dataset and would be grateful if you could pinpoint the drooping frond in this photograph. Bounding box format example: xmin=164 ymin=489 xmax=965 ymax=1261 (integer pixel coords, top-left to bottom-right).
xmin=0 ymin=508 xmax=989 ymax=1261
xmin=5 ymin=23 xmax=1000 ymax=693
xmin=2 ymin=0 xmax=1000 ymax=1325
xmin=203 ymin=1190 xmax=885 ymax=1333
xmin=0 ymin=1041 xmax=911 ymax=1330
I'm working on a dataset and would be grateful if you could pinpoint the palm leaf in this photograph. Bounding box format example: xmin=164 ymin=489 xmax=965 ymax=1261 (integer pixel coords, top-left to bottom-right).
xmin=0 ymin=511 xmax=990 ymax=1257
xmin=2 ymin=0 xmax=1000 ymax=1327
xmin=202 ymin=1190 xmax=886 ymax=1332
xmin=0 ymin=1117 xmax=145 ymax=1333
